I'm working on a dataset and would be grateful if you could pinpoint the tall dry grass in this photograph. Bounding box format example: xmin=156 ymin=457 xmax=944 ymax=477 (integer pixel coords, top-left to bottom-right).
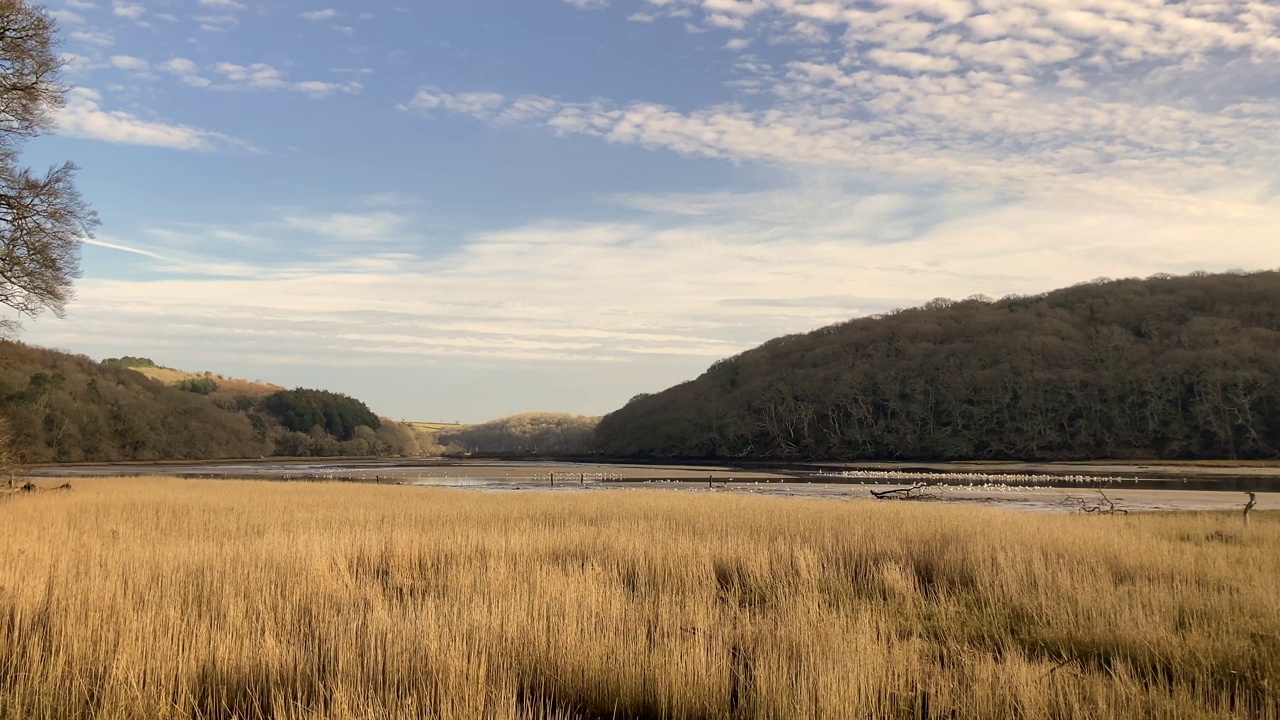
xmin=0 ymin=478 xmax=1276 ymax=719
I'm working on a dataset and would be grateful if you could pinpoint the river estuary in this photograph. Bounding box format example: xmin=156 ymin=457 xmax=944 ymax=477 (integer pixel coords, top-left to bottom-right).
xmin=23 ymin=458 xmax=1280 ymax=513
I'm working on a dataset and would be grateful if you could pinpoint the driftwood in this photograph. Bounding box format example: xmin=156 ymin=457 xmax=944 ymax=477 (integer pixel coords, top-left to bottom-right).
xmin=871 ymin=483 xmax=941 ymax=501
xmin=1244 ymin=492 xmax=1257 ymax=526
xmin=1062 ymin=490 xmax=1128 ymax=515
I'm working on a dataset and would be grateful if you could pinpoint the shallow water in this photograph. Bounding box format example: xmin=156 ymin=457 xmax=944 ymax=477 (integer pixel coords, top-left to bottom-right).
xmin=25 ymin=459 xmax=1277 ymax=513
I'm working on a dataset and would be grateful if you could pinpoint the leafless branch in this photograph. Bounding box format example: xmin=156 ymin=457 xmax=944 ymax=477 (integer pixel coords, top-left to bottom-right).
xmin=871 ymin=483 xmax=941 ymax=501
xmin=0 ymin=2 xmax=98 ymax=334
xmin=1062 ymin=489 xmax=1128 ymax=515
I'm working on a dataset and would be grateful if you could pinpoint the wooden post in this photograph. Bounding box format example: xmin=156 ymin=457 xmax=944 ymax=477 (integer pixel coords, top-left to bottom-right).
xmin=1244 ymin=492 xmax=1257 ymax=526
xmin=550 ymin=472 xmax=555 ymax=488
xmin=580 ymin=473 xmax=585 ymax=486
xmin=709 ymin=475 xmax=713 ymax=489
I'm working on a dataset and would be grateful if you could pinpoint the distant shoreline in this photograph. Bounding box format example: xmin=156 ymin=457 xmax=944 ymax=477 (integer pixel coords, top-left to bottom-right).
xmin=22 ymin=453 xmax=1280 ymax=486
xmin=24 ymin=455 xmax=1280 ymax=482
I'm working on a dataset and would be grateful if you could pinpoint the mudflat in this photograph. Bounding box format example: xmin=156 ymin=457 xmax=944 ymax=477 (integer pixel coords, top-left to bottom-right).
xmin=22 ymin=459 xmax=1278 ymax=513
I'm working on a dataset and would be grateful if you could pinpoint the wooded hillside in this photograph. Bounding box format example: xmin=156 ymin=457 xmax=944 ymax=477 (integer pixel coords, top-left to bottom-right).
xmin=0 ymin=342 xmax=427 ymax=463
xmin=594 ymin=271 xmax=1280 ymax=461
xmin=0 ymin=343 xmax=265 ymax=462
xmin=437 ymin=413 xmax=598 ymax=455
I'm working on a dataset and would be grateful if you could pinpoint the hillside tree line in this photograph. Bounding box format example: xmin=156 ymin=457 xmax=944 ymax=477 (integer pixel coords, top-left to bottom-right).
xmin=595 ymin=271 xmax=1280 ymax=461
xmin=0 ymin=342 xmax=428 ymax=463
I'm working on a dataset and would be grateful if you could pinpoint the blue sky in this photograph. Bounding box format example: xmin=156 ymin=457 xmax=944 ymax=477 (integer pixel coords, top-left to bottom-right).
xmin=15 ymin=0 xmax=1280 ymax=422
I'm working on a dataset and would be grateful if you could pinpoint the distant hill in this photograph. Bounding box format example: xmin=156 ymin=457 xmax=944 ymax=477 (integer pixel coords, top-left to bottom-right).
xmin=1 ymin=344 xmax=429 ymax=464
xmin=436 ymin=413 xmax=599 ymax=455
xmin=595 ymin=271 xmax=1280 ymax=461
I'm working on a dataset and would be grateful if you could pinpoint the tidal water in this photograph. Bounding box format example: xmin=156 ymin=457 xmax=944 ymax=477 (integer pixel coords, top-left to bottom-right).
xmin=25 ymin=459 xmax=1277 ymax=514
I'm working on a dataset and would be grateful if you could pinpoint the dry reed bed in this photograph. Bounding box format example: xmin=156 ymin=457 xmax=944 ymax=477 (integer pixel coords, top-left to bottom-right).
xmin=0 ymin=478 xmax=1276 ymax=720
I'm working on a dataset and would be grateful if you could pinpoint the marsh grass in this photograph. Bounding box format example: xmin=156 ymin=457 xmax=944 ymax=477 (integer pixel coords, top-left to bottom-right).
xmin=0 ymin=478 xmax=1276 ymax=719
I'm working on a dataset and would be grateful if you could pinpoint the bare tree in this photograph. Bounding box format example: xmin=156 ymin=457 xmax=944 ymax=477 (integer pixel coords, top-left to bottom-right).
xmin=0 ymin=0 xmax=98 ymax=335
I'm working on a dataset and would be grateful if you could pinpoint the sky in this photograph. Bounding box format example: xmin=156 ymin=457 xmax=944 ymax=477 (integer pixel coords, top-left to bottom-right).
xmin=13 ymin=0 xmax=1280 ymax=422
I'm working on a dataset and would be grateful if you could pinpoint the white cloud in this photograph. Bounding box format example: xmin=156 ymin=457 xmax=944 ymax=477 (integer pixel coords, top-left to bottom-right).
xmin=406 ymin=89 xmax=509 ymax=117
xmin=50 ymin=9 xmax=86 ymax=24
xmin=292 ymin=80 xmax=363 ymax=97
xmin=184 ymin=61 xmax=364 ymax=97
xmin=213 ymin=62 xmax=286 ymax=89
xmin=108 ymin=55 xmax=148 ymax=72
xmin=194 ymin=14 xmax=238 ymax=31
xmin=280 ymin=211 xmax=409 ymax=241
xmin=69 ymin=29 xmax=114 ymax=46
xmin=865 ymin=49 xmax=960 ymax=74
xmin=198 ymin=0 xmax=245 ymax=8
xmin=299 ymin=8 xmax=338 ymax=20
xmin=158 ymin=57 xmax=198 ymax=74
xmin=157 ymin=57 xmax=211 ymax=87
xmin=111 ymin=0 xmax=144 ymax=20
xmin=54 ymin=87 xmax=242 ymax=151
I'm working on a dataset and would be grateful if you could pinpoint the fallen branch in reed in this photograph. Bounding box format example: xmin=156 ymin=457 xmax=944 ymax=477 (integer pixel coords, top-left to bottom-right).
xmin=871 ymin=483 xmax=941 ymax=501
xmin=1062 ymin=489 xmax=1128 ymax=515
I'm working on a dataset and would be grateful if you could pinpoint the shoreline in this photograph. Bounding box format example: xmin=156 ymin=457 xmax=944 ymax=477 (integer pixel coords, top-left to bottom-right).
xmin=22 ymin=457 xmax=1280 ymax=494
xmin=23 ymin=455 xmax=1280 ymax=481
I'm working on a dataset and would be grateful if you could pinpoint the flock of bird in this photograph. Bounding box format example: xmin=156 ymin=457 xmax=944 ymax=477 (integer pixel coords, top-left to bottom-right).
xmin=813 ymin=469 xmax=1128 ymax=487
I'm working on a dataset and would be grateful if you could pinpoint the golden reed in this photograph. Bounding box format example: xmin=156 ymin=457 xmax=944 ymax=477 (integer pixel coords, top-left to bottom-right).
xmin=0 ymin=478 xmax=1275 ymax=719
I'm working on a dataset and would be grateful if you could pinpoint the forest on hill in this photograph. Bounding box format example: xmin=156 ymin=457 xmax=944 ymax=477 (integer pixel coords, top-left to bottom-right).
xmin=0 ymin=343 xmax=430 ymax=463
xmin=436 ymin=413 xmax=598 ymax=455
xmin=595 ymin=271 xmax=1280 ymax=461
